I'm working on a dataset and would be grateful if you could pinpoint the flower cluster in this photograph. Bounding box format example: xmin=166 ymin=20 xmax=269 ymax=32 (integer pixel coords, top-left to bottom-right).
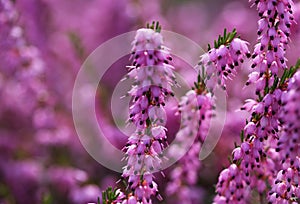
xmin=268 ymin=70 xmax=300 ymax=203
xmin=120 ymin=26 xmax=176 ymax=203
xmin=198 ymin=30 xmax=250 ymax=91
xmin=3 ymin=0 xmax=299 ymax=202
xmin=248 ymin=0 xmax=295 ymax=90
xmin=166 ymin=88 xmax=214 ymax=204
xmin=163 ymin=30 xmax=249 ymax=204
xmin=214 ymin=1 xmax=297 ymax=203
xmin=127 ymin=28 xmax=175 ymax=129
xmin=0 ymin=0 xmax=46 ymax=116
xmin=214 ymin=163 xmax=251 ymax=204
xmin=0 ymin=1 xmax=102 ymax=203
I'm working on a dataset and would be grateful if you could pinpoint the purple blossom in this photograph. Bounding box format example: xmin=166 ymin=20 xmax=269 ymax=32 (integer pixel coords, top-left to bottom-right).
xmin=121 ymin=27 xmax=176 ymax=203
xmin=214 ymin=1 xmax=297 ymax=203
xmin=249 ymin=0 xmax=295 ymax=92
xmin=268 ymin=70 xmax=300 ymax=203
xmin=166 ymin=89 xmax=213 ymax=204
xmin=1 ymin=0 xmax=300 ymax=203
xmin=198 ymin=36 xmax=250 ymax=91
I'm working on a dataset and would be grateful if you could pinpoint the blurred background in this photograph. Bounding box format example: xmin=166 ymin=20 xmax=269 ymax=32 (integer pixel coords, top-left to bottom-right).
xmin=0 ymin=0 xmax=299 ymax=203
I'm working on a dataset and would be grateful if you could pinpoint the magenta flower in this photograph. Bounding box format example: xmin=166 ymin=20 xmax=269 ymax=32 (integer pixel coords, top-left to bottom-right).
xmin=120 ymin=24 xmax=176 ymax=203
xmin=165 ymin=29 xmax=250 ymax=204
xmin=127 ymin=28 xmax=175 ymax=129
xmin=198 ymin=30 xmax=250 ymax=91
xmin=166 ymin=89 xmax=213 ymax=204
xmin=268 ymin=70 xmax=300 ymax=203
xmin=249 ymin=0 xmax=295 ymax=91
xmin=214 ymin=1 xmax=297 ymax=203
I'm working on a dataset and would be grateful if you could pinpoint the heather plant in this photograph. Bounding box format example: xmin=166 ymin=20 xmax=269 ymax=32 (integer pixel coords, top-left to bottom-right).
xmin=214 ymin=0 xmax=300 ymax=203
xmin=1 ymin=0 xmax=300 ymax=204
xmin=121 ymin=23 xmax=176 ymax=204
xmin=165 ymin=79 xmax=214 ymax=204
xmin=0 ymin=1 xmax=102 ymax=203
xmin=165 ymin=29 xmax=250 ymax=204
xmin=100 ymin=0 xmax=299 ymax=203
xmin=99 ymin=22 xmax=176 ymax=204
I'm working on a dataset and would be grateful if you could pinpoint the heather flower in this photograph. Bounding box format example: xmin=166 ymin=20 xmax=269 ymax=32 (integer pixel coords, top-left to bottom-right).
xmin=47 ymin=166 xmax=88 ymax=194
xmin=0 ymin=1 xmax=98 ymax=203
xmin=125 ymin=27 xmax=175 ymax=128
xmin=0 ymin=0 xmax=45 ymax=115
xmin=166 ymin=88 xmax=214 ymax=204
xmin=2 ymin=160 xmax=42 ymax=203
xmin=198 ymin=30 xmax=250 ymax=91
xmin=214 ymin=1 xmax=297 ymax=203
xmin=0 ymin=0 xmax=17 ymax=41
xmin=214 ymin=164 xmax=251 ymax=204
xmin=120 ymin=24 xmax=175 ymax=203
xmin=248 ymin=0 xmax=295 ymax=91
xmin=268 ymin=70 xmax=300 ymax=203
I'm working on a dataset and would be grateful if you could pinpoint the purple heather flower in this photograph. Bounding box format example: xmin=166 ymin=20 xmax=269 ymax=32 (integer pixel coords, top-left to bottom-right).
xmin=198 ymin=37 xmax=250 ymax=91
xmin=126 ymin=28 xmax=175 ymax=129
xmin=0 ymin=2 xmax=100 ymax=203
xmin=268 ymin=70 xmax=300 ymax=203
xmin=214 ymin=164 xmax=251 ymax=204
xmin=0 ymin=0 xmax=47 ymax=116
xmin=215 ymin=1 xmax=297 ymax=203
xmin=121 ymin=27 xmax=175 ymax=203
xmin=248 ymin=0 xmax=295 ymax=93
xmin=2 ymin=160 xmax=42 ymax=204
xmin=166 ymin=89 xmax=214 ymax=204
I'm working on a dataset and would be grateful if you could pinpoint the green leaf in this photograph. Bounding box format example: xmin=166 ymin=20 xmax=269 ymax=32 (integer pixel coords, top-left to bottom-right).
xmin=207 ymin=43 xmax=211 ymax=51
xmin=212 ymin=28 xmax=238 ymax=49
xmin=198 ymin=72 xmax=201 ymax=83
xmin=68 ymin=32 xmax=85 ymax=59
xmin=42 ymin=192 xmax=53 ymax=204
xmin=271 ymin=76 xmax=279 ymax=92
xmin=228 ymin=155 xmax=233 ymax=164
xmin=240 ymin=130 xmax=244 ymax=142
xmin=279 ymin=58 xmax=300 ymax=87
xmin=102 ymin=191 xmax=106 ymax=204
xmin=146 ymin=21 xmax=161 ymax=33
xmin=223 ymin=29 xmax=227 ymax=41
xmin=218 ymin=36 xmax=222 ymax=46
xmin=227 ymin=29 xmax=237 ymax=43
xmin=102 ymin=187 xmax=119 ymax=203
xmin=279 ymin=68 xmax=288 ymax=86
xmin=264 ymin=86 xmax=269 ymax=94
xmin=201 ymin=66 xmax=206 ymax=79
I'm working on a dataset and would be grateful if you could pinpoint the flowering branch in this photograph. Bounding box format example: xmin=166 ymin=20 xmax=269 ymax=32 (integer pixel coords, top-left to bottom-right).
xmin=214 ymin=1 xmax=297 ymax=203
xmin=166 ymin=74 xmax=214 ymax=204
xmin=268 ymin=60 xmax=300 ymax=203
xmin=101 ymin=187 xmax=125 ymax=204
xmin=101 ymin=22 xmax=175 ymax=204
xmin=199 ymin=29 xmax=250 ymax=91
xmin=166 ymin=29 xmax=250 ymax=203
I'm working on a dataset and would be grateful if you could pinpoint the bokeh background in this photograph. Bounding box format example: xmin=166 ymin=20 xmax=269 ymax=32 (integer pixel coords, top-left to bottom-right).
xmin=0 ymin=0 xmax=299 ymax=203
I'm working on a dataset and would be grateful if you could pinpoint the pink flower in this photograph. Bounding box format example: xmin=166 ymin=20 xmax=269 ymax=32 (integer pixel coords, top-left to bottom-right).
xmin=268 ymin=70 xmax=300 ymax=203
xmin=198 ymin=34 xmax=250 ymax=91
xmin=166 ymin=88 xmax=213 ymax=204
xmin=215 ymin=1 xmax=297 ymax=203
xmin=122 ymin=27 xmax=176 ymax=203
